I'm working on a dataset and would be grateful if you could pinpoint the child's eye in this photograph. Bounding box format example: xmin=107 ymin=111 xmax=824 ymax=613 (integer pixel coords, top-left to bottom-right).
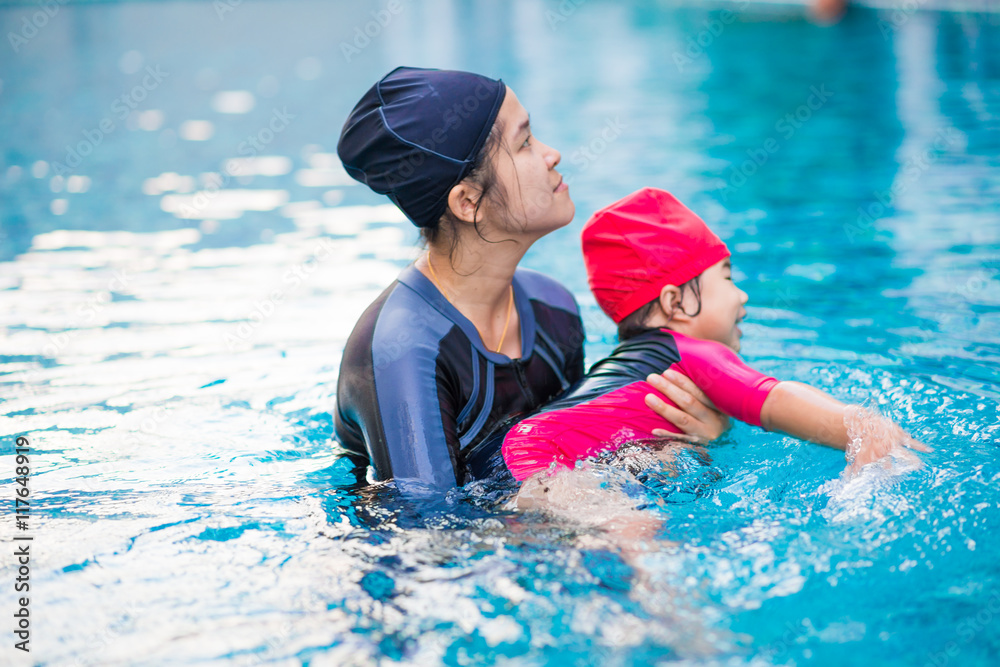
xmin=522 ymin=134 xmax=532 ymax=149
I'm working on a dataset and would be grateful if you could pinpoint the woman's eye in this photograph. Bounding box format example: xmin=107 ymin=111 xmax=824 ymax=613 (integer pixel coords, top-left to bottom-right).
xmin=522 ymin=135 xmax=531 ymax=148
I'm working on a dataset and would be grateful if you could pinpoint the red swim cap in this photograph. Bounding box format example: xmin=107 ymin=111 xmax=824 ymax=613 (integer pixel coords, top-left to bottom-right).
xmin=581 ymin=187 xmax=731 ymax=324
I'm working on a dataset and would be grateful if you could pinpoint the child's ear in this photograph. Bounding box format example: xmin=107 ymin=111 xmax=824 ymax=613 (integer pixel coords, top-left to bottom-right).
xmin=658 ymin=284 xmax=684 ymax=322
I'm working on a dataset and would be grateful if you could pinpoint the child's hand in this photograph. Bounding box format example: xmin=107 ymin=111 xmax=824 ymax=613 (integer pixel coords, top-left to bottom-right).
xmin=844 ymin=406 xmax=932 ymax=474
xmin=644 ymin=369 xmax=731 ymax=442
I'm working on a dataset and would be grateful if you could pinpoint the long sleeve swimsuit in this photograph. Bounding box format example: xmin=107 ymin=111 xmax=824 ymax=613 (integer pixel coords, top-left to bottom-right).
xmin=335 ymin=263 xmax=585 ymax=487
xmin=502 ymin=328 xmax=779 ymax=481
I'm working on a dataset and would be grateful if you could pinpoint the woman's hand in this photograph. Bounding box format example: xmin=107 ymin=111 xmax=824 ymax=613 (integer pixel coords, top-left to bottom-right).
xmin=644 ymin=369 xmax=730 ymax=442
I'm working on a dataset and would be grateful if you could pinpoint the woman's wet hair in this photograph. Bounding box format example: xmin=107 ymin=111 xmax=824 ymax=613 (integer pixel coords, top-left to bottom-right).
xmin=617 ymin=275 xmax=703 ymax=341
xmin=419 ymin=119 xmax=517 ymax=267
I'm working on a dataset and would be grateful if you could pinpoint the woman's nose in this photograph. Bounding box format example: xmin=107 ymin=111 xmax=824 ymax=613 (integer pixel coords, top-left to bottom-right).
xmin=543 ymin=142 xmax=561 ymax=168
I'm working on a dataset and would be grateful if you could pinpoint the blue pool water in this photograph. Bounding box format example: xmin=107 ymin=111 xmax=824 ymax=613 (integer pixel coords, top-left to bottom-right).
xmin=1 ymin=1 xmax=999 ymax=665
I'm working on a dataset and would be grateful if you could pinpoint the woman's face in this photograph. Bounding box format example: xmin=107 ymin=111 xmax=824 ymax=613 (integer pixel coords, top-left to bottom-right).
xmin=483 ymin=86 xmax=574 ymax=238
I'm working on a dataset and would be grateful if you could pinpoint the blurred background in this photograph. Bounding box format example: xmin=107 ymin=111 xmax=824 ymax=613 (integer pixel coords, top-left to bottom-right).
xmin=1 ymin=0 xmax=999 ymax=665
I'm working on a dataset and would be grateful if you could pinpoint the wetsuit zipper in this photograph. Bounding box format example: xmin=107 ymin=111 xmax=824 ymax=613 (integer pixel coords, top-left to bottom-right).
xmin=513 ymin=359 xmax=537 ymax=406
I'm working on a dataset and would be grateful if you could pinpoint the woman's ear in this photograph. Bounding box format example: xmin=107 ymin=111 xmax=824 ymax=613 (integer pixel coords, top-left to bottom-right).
xmin=446 ymin=181 xmax=482 ymax=225
xmin=658 ymin=284 xmax=688 ymax=324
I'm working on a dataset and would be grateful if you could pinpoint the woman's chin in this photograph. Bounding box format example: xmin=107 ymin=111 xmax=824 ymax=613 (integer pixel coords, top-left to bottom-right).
xmin=557 ymin=200 xmax=576 ymax=227
xmin=535 ymin=207 xmax=576 ymax=236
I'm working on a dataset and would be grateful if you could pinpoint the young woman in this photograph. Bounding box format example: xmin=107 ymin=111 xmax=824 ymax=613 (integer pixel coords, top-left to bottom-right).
xmin=502 ymin=187 xmax=929 ymax=481
xmin=334 ymin=68 xmax=726 ymax=488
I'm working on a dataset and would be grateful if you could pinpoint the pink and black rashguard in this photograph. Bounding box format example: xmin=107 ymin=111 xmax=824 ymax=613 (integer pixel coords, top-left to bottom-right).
xmin=502 ymin=328 xmax=779 ymax=481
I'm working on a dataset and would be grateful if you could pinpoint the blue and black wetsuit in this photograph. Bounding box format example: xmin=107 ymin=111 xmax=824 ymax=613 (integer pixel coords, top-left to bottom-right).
xmin=334 ymin=263 xmax=585 ymax=487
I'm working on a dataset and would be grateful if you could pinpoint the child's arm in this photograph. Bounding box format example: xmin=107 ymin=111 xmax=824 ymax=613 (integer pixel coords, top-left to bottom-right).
xmin=760 ymin=381 xmax=850 ymax=448
xmin=760 ymin=381 xmax=930 ymax=471
xmin=643 ymin=334 xmax=930 ymax=472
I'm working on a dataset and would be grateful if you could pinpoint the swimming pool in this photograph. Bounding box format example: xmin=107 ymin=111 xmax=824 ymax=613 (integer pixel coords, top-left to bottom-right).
xmin=2 ymin=0 xmax=999 ymax=664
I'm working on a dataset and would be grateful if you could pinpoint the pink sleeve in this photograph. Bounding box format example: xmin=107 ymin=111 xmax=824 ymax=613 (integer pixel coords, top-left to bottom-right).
xmin=670 ymin=333 xmax=779 ymax=428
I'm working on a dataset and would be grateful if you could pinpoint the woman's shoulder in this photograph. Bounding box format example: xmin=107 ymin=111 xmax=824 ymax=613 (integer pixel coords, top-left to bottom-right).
xmin=514 ymin=268 xmax=579 ymax=315
xmin=343 ymin=278 xmax=455 ymax=363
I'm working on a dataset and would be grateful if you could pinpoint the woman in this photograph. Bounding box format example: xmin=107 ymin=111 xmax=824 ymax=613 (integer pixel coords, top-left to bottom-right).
xmin=334 ymin=66 xmax=725 ymax=488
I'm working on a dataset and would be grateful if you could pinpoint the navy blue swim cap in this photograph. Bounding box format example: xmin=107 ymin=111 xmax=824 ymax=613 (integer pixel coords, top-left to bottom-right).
xmin=337 ymin=66 xmax=507 ymax=229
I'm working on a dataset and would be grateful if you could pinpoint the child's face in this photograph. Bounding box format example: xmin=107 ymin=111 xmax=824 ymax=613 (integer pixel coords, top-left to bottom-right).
xmin=682 ymin=258 xmax=748 ymax=352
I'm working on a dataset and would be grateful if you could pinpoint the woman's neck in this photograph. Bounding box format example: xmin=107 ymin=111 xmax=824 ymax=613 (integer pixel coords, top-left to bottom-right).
xmin=422 ymin=238 xmax=527 ymax=312
xmin=419 ymin=235 xmax=528 ymax=358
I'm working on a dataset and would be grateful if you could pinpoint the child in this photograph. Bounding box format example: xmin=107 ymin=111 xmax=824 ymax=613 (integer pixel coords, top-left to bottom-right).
xmin=502 ymin=187 xmax=927 ymax=482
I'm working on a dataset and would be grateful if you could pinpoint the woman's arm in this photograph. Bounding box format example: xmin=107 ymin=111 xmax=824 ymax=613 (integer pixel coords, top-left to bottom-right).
xmin=760 ymin=381 xmax=930 ymax=471
xmin=336 ymin=292 xmax=465 ymax=488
